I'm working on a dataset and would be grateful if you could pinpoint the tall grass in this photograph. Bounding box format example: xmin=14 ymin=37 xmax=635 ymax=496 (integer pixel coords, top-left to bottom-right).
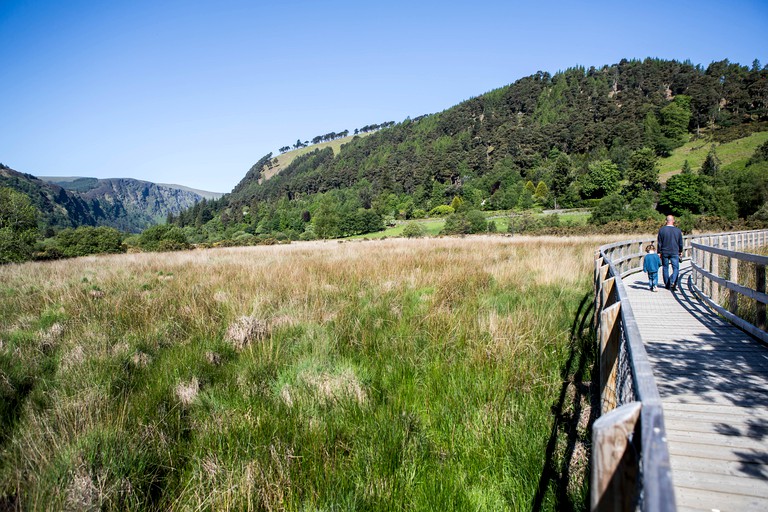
xmin=0 ymin=236 xmax=606 ymax=510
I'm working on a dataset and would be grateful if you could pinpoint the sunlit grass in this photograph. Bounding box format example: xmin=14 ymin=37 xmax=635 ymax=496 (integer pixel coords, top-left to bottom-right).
xmin=0 ymin=236 xmax=606 ymax=510
xmin=658 ymin=130 xmax=768 ymax=181
xmin=346 ymin=211 xmax=591 ymax=240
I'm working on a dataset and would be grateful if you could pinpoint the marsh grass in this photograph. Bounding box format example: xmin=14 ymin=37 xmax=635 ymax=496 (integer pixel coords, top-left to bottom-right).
xmin=0 ymin=236 xmax=606 ymax=510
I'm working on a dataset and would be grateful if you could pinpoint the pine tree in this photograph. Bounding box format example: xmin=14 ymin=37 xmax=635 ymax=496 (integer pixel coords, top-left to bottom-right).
xmin=700 ymin=145 xmax=721 ymax=177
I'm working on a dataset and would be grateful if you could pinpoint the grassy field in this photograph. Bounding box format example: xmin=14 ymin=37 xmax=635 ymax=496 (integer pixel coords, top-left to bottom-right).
xmin=348 ymin=211 xmax=591 ymax=240
xmin=0 ymin=236 xmax=606 ymax=510
xmin=658 ymin=130 xmax=768 ymax=182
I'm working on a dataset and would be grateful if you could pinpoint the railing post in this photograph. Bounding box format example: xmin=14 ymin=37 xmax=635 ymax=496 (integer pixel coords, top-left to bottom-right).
xmin=711 ymin=252 xmax=719 ymax=304
xmin=591 ymin=402 xmax=642 ymax=512
xmin=600 ymin=301 xmax=621 ymax=414
xmin=729 ymin=256 xmax=739 ymax=315
xmin=757 ymin=264 xmax=766 ymax=331
xmin=696 ymin=245 xmax=704 ymax=291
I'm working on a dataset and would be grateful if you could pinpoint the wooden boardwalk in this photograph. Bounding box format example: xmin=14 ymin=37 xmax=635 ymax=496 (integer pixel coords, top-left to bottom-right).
xmin=625 ymin=260 xmax=768 ymax=511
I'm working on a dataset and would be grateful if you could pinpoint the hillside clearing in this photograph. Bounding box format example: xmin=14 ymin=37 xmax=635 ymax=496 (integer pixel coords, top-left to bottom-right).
xmin=659 ymin=130 xmax=768 ymax=181
xmin=262 ymin=133 xmax=373 ymax=181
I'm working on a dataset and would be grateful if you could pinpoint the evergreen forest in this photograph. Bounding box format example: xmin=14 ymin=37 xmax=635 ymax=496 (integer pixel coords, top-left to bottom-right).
xmin=166 ymin=58 xmax=768 ymax=246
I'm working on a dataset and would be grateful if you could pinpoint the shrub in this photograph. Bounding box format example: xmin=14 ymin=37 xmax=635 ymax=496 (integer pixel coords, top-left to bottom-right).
xmin=441 ymin=210 xmax=487 ymax=235
xmin=138 ymin=225 xmax=189 ymax=251
xmin=0 ymin=187 xmax=38 ymax=264
xmin=428 ymin=205 xmax=454 ymax=216
xmin=402 ymin=222 xmax=426 ymax=238
xmin=508 ymin=213 xmax=539 ymax=234
xmin=589 ymin=194 xmax=626 ymax=225
xmin=54 ymin=226 xmax=125 ymax=258
xmin=676 ymin=211 xmax=695 ymax=234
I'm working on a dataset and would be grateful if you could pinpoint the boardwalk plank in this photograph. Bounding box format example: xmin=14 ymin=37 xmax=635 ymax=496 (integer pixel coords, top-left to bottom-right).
xmin=666 ymin=430 xmax=767 ymax=451
xmin=675 ymin=486 xmax=766 ymax=512
xmin=671 ymin=454 xmax=768 ymax=479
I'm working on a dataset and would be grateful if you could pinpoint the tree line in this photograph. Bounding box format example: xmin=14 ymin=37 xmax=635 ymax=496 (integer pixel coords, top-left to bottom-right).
xmin=278 ymin=121 xmax=397 ymax=153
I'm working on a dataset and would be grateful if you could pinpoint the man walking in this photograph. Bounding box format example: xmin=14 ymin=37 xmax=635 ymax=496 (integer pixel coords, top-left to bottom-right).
xmin=657 ymin=215 xmax=684 ymax=291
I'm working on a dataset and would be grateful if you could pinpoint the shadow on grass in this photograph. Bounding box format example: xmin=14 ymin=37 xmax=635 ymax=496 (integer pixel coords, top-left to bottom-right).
xmin=531 ymin=291 xmax=598 ymax=512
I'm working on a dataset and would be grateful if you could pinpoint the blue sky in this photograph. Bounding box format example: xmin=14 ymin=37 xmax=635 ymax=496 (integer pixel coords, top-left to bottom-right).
xmin=1 ymin=1 xmax=766 ymax=193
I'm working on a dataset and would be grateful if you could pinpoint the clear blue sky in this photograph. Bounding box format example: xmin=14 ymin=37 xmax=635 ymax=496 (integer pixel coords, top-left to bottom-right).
xmin=1 ymin=0 xmax=766 ymax=193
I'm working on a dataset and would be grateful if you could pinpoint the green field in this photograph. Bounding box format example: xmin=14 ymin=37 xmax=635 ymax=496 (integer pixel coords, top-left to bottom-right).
xmin=0 ymin=237 xmax=599 ymax=510
xmin=347 ymin=210 xmax=591 ymax=240
xmin=659 ymin=130 xmax=768 ymax=181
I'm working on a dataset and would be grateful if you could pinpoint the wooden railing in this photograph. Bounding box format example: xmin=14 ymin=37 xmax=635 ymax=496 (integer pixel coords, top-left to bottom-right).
xmin=593 ymin=236 xmax=679 ymax=512
xmin=690 ymin=229 xmax=768 ymax=344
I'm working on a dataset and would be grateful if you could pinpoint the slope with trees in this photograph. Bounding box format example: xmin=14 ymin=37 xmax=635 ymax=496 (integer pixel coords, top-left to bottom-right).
xmin=171 ymin=58 xmax=768 ymax=243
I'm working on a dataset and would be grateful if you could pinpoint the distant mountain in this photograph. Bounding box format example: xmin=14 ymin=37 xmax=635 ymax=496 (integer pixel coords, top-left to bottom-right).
xmin=0 ymin=166 xmax=214 ymax=233
xmin=156 ymin=183 xmax=223 ymax=200
xmin=0 ymin=166 xmax=109 ymax=232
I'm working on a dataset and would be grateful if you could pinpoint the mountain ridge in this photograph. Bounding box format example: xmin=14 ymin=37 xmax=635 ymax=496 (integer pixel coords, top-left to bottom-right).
xmin=0 ymin=166 xmax=213 ymax=233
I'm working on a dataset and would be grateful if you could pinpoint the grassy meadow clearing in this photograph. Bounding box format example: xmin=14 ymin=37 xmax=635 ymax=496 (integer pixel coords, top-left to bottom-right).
xmin=0 ymin=236 xmax=609 ymax=511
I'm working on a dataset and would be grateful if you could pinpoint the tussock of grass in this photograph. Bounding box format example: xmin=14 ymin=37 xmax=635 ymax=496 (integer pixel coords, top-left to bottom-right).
xmin=0 ymin=235 xmax=604 ymax=510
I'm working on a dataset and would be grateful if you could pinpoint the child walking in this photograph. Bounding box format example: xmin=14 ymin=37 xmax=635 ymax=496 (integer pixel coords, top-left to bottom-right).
xmin=643 ymin=243 xmax=662 ymax=292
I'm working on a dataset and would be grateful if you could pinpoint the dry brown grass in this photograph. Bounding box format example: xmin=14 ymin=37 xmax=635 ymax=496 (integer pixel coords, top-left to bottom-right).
xmin=0 ymin=234 xmax=617 ymax=510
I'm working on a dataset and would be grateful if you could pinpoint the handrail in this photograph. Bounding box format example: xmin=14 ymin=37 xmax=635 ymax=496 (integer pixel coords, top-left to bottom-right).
xmin=593 ymin=235 xmax=678 ymax=512
xmin=689 ymin=229 xmax=768 ymax=344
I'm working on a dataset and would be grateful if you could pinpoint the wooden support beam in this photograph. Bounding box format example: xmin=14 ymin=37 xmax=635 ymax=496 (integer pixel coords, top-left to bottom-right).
xmin=757 ymin=264 xmax=766 ymax=331
xmin=729 ymin=256 xmax=739 ymax=315
xmin=711 ymin=252 xmax=719 ymax=304
xmin=601 ymin=276 xmax=616 ymax=310
xmin=600 ymin=302 xmax=621 ymax=414
xmin=591 ymin=401 xmax=642 ymax=512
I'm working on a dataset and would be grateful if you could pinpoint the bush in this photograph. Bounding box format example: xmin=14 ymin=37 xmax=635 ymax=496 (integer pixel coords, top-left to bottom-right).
xmin=429 ymin=205 xmax=455 ymax=216
xmin=589 ymin=194 xmax=626 ymax=225
xmin=402 ymin=222 xmax=426 ymax=238
xmin=441 ymin=210 xmax=487 ymax=235
xmin=0 ymin=187 xmax=38 ymax=264
xmin=508 ymin=213 xmax=539 ymax=234
xmin=676 ymin=211 xmax=695 ymax=234
xmin=54 ymin=226 xmax=125 ymax=258
xmin=138 ymin=225 xmax=190 ymax=251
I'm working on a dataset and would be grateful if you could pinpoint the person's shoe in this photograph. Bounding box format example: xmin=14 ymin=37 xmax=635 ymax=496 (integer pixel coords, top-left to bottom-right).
xmin=653 ymin=288 xmax=658 ymax=292
xmin=671 ymin=283 xmax=677 ymax=291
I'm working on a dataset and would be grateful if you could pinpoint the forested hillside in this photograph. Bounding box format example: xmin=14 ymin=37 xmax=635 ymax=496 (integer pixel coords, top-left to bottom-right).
xmin=0 ymin=166 xmax=213 ymax=234
xmin=170 ymin=58 xmax=768 ymax=243
xmin=0 ymin=166 xmax=112 ymax=234
xmin=45 ymin=177 xmax=214 ymax=231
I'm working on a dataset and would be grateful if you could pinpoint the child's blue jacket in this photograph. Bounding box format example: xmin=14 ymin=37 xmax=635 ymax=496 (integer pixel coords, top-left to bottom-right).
xmin=643 ymin=252 xmax=661 ymax=273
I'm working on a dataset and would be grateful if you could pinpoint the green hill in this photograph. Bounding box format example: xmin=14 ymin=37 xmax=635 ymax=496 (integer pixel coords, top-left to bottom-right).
xmin=169 ymin=58 xmax=768 ymax=241
xmin=659 ymin=129 xmax=768 ymax=182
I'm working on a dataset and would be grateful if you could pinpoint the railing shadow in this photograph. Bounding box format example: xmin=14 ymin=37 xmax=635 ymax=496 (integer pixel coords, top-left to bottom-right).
xmin=531 ymin=291 xmax=598 ymax=511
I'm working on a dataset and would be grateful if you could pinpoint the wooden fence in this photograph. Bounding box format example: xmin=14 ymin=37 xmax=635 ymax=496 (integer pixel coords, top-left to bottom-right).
xmin=690 ymin=229 xmax=768 ymax=344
